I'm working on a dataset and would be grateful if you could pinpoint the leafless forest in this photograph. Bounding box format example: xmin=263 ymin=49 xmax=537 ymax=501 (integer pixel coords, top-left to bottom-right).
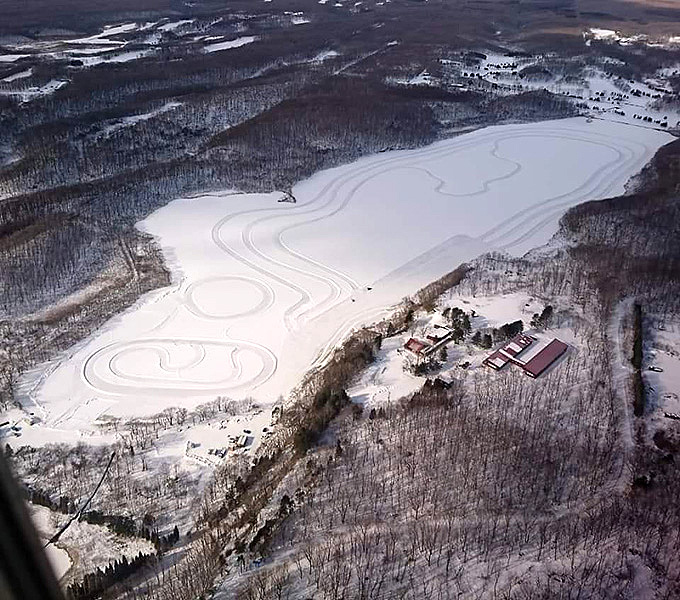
xmin=221 ymin=142 xmax=680 ymax=599
xmin=6 ymin=137 xmax=680 ymax=598
xmin=2 ymin=0 xmax=680 ymax=598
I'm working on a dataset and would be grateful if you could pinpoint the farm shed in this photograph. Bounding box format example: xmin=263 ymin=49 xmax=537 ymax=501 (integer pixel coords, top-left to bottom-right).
xmin=483 ymin=333 xmax=534 ymax=370
xmin=521 ymin=339 xmax=568 ymax=378
xmin=404 ymin=338 xmax=430 ymax=356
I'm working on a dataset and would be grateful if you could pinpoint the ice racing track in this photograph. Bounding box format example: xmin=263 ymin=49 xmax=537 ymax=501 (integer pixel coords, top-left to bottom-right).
xmin=66 ymin=119 xmax=666 ymax=411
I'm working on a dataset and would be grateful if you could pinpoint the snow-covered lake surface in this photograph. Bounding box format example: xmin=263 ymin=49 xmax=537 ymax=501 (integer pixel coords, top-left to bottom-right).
xmin=16 ymin=117 xmax=672 ymax=436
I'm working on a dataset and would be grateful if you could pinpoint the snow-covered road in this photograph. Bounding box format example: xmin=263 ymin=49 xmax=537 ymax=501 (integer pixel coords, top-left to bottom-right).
xmin=17 ymin=117 xmax=672 ymax=431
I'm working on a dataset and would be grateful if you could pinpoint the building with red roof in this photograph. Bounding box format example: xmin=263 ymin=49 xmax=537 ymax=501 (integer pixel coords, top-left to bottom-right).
xmin=521 ymin=339 xmax=568 ymax=378
xmin=404 ymin=338 xmax=431 ymax=357
xmin=483 ymin=333 xmax=534 ymax=371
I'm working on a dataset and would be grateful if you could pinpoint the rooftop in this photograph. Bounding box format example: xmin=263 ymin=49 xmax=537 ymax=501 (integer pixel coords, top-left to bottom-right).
xmin=522 ymin=339 xmax=568 ymax=377
xmin=404 ymin=338 xmax=430 ymax=355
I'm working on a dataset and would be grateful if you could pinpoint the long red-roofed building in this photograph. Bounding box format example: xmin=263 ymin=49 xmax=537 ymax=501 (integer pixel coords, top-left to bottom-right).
xmin=521 ymin=339 xmax=568 ymax=378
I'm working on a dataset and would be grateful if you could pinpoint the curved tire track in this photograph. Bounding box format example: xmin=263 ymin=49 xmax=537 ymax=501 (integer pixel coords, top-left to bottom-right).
xmin=82 ymin=338 xmax=277 ymax=397
xmin=76 ymin=120 xmax=657 ymax=402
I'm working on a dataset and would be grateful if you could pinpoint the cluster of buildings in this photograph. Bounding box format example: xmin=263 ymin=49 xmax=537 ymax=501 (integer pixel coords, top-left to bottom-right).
xmin=403 ymin=326 xmax=455 ymax=363
xmin=483 ymin=333 xmax=568 ymax=378
xmin=402 ymin=320 xmax=568 ymax=379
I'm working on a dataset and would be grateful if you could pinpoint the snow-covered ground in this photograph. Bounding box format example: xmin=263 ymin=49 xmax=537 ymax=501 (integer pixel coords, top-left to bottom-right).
xmin=1 ymin=67 xmax=32 ymax=82
xmin=158 ymin=19 xmax=196 ymax=32
xmin=0 ymin=19 xmax=192 ymax=99
xmin=204 ymin=36 xmax=257 ymax=53
xmin=97 ymin=102 xmax=182 ymax=138
xmin=586 ymin=27 xmax=680 ymax=47
xmin=348 ymin=292 xmax=579 ymax=408
xmin=291 ymin=15 xmax=311 ymax=25
xmin=0 ymin=54 xmax=29 ymax=63
xmin=30 ymin=504 xmax=155 ymax=584
xmin=1 ymin=79 xmax=68 ymax=102
xmin=311 ymin=50 xmax=339 ymax=63
xmin=645 ymin=318 xmax=680 ymax=429
xmin=75 ymin=49 xmax=155 ymax=67
xmin=69 ymin=22 xmax=138 ymax=46
xmin=0 ymin=20 xmax=168 ymax=101
xmin=12 ymin=118 xmax=671 ymax=449
xmin=450 ymin=51 xmax=680 ymax=130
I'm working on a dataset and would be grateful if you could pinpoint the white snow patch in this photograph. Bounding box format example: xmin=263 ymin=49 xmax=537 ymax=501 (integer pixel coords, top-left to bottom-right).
xmin=590 ymin=28 xmax=618 ymax=40
xmin=1 ymin=79 xmax=68 ymax=102
xmin=158 ymin=19 xmax=196 ymax=32
xmin=65 ymin=46 xmax=120 ymax=55
xmin=98 ymin=102 xmax=182 ymax=138
xmin=311 ymin=50 xmax=339 ymax=63
xmin=204 ymin=36 xmax=257 ymax=53
xmin=44 ymin=543 xmax=71 ymax=581
xmin=76 ymin=49 xmax=155 ymax=67
xmin=144 ymin=32 xmax=163 ymax=46
xmin=0 ymin=54 xmax=29 ymax=62
xmin=1 ymin=67 xmax=32 ymax=82
xmin=393 ymin=69 xmax=433 ymax=86
xmin=67 ymin=22 xmax=137 ymax=46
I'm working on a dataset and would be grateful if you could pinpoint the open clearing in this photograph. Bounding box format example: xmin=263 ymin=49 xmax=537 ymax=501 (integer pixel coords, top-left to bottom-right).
xmin=15 ymin=117 xmax=671 ymax=441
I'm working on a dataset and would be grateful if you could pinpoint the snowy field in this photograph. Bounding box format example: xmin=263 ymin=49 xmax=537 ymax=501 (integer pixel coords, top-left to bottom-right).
xmin=13 ymin=117 xmax=671 ymax=444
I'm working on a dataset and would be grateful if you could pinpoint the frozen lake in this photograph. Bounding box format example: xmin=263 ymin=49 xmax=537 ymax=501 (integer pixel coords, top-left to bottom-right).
xmin=18 ymin=117 xmax=672 ymax=431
